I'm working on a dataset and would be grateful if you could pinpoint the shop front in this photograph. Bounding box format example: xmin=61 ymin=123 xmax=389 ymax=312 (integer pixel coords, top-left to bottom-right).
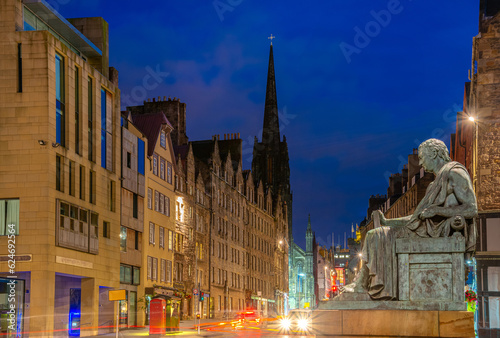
xmin=0 ymin=277 xmax=24 ymax=338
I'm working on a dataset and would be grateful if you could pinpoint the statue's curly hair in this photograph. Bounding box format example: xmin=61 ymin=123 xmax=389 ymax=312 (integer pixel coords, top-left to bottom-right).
xmin=418 ymin=138 xmax=451 ymax=162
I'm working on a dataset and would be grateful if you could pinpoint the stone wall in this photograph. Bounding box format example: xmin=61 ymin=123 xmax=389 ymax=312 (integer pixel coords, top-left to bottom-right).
xmin=472 ymin=11 xmax=500 ymax=211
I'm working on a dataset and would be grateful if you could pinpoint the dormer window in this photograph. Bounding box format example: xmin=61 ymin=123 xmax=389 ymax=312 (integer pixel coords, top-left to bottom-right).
xmin=160 ymin=130 xmax=166 ymax=148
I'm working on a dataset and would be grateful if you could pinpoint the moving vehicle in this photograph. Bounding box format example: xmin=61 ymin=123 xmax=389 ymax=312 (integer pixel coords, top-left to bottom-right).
xmin=280 ymin=309 xmax=312 ymax=333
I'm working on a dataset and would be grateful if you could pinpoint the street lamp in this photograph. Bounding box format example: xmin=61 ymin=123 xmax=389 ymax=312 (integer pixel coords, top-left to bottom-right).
xmin=469 ymin=115 xmax=479 ymax=194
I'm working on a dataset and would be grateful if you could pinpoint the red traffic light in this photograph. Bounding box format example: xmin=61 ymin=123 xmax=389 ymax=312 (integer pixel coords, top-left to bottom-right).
xmin=332 ymin=285 xmax=338 ymax=292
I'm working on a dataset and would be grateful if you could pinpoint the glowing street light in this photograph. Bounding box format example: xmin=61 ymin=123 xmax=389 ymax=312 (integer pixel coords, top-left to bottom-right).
xmin=468 ymin=116 xmax=475 ymax=122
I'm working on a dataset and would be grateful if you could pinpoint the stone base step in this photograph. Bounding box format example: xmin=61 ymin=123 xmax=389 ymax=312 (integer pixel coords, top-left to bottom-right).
xmin=311 ymin=309 xmax=474 ymax=337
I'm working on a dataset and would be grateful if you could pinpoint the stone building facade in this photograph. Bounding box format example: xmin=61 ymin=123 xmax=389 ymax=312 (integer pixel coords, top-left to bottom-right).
xmin=126 ymin=43 xmax=291 ymax=320
xmin=450 ymin=1 xmax=500 ymax=334
xmin=0 ymin=0 xmax=121 ymax=336
xmin=289 ymin=217 xmax=315 ymax=310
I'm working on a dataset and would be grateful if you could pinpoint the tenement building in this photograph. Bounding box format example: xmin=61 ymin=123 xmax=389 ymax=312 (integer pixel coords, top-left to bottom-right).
xmin=450 ymin=1 xmax=500 ymax=334
xmin=0 ymin=0 xmax=121 ymax=336
xmin=127 ymin=42 xmax=291 ymax=319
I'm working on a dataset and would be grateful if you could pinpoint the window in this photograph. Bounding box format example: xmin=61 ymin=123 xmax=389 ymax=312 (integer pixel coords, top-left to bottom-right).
xmin=175 ymin=233 xmax=183 ymax=252
xmin=152 ymin=257 xmax=158 ymax=281
xmin=56 ymin=155 xmax=63 ymax=192
xmin=160 ymin=259 xmax=166 ymax=282
xmin=88 ymin=77 xmax=94 ymax=161
xmin=55 ymin=53 xmax=65 ymax=146
xmin=175 ymin=262 xmax=183 ymax=281
xmin=147 ymin=188 xmax=152 ymax=209
xmin=133 ymin=193 xmax=138 ymax=218
xmin=75 ymin=66 xmax=81 ymax=154
xmin=57 ymin=200 xmax=98 ymax=253
xmin=103 ymin=221 xmax=110 ymax=239
xmin=126 ymin=152 xmax=131 ymax=168
xmin=79 ymin=165 xmax=85 ymax=200
xmin=17 ymin=43 xmax=22 ymax=92
xmin=165 ymin=196 xmax=170 ymax=216
xmin=138 ymin=138 xmax=145 ymax=175
xmin=133 ymin=267 xmax=140 ymax=285
xmin=160 ymin=158 xmax=165 ymax=180
xmin=168 ymin=230 xmax=173 ymax=251
xmin=167 ymin=260 xmax=172 ymax=283
xmin=120 ymin=265 xmax=132 ymax=284
xmin=120 ymin=226 xmax=127 ymax=252
xmin=154 ymin=190 xmax=159 ymax=212
xmin=100 ymin=88 xmax=112 ymax=170
xmin=153 ymin=154 xmax=158 ymax=176
xmin=109 ymin=180 xmax=115 ymax=212
xmin=159 ymin=227 xmax=164 ymax=248
xmin=149 ymin=222 xmax=155 ymax=244
xmin=89 ymin=170 xmax=96 ymax=204
xmin=159 ymin=193 xmax=164 ymax=214
xmin=160 ymin=130 xmax=166 ymax=148
xmin=0 ymin=199 xmax=19 ymax=235
xmin=167 ymin=162 xmax=172 ymax=184
xmin=135 ymin=230 xmax=139 ymax=250
xmin=147 ymin=256 xmax=152 ymax=280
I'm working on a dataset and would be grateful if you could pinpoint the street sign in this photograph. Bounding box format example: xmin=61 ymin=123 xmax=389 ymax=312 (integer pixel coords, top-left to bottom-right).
xmin=193 ymin=288 xmax=199 ymax=295
xmin=108 ymin=289 xmax=126 ymax=301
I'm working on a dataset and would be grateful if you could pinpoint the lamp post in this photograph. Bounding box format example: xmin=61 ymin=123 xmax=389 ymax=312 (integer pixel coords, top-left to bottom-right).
xmin=469 ymin=116 xmax=479 ymax=194
xmin=324 ymin=266 xmax=328 ymax=299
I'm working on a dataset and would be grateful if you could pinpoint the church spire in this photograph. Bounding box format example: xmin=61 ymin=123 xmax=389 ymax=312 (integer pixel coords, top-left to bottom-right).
xmin=307 ymin=214 xmax=311 ymax=231
xmin=262 ymin=40 xmax=280 ymax=146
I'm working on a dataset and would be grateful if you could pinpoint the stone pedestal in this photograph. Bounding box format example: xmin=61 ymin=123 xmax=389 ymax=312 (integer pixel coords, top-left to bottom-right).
xmin=312 ymin=309 xmax=474 ymax=337
xmin=396 ymin=234 xmax=466 ymax=305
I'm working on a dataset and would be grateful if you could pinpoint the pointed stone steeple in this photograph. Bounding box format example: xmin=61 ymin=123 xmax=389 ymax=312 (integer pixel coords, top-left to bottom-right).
xmin=306 ymin=214 xmax=313 ymax=253
xmin=262 ymin=43 xmax=280 ymax=146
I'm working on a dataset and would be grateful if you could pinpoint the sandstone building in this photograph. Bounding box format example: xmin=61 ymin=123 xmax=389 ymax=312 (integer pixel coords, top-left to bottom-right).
xmin=450 ymin=1 xmax=500 ymax=334
xmin=0 ymin=0 xmax=121 ymax=336
xmin=126 ymin=43 xmax=291 ymax=319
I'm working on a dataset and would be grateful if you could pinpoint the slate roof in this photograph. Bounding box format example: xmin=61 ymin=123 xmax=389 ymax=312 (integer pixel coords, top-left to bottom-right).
xmin=131 ymin=112 xmax=173 ymax=157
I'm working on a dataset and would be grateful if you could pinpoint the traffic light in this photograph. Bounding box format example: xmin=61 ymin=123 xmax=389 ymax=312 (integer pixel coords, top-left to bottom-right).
xmin=332 ymin=285 xmax=338 ymax=293
xmin=200 ymin=292 xmax=204 ymax=301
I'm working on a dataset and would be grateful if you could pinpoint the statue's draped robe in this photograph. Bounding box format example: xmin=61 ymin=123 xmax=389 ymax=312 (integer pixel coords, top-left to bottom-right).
xmin=362 ymin=161 xmax=477 ymax=300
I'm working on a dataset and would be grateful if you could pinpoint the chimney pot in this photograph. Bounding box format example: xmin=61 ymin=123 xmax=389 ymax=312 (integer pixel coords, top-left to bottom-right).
xmin=237 ymin=133 xmax=240 ymax=139
xmin=153 ymin=98 xmax=156 ymax=102
xmin=147 ymin=98 xmax=151 ymax=102
xmin=168 ymin=96 xmax=171 ymax=101
xmin=174 ymin=97 xmax=177 ymax=100
xmin=163 ymin=96 xmax=166 ymax=101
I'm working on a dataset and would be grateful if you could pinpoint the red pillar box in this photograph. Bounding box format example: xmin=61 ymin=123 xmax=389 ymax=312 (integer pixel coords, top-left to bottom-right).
xmin=149 ymin=297 xmax=167 ymax=335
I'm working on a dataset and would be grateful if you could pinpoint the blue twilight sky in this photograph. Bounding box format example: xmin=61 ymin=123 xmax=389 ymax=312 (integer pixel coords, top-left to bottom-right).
xmin=55 ymin=0 xmax=478 ymax=250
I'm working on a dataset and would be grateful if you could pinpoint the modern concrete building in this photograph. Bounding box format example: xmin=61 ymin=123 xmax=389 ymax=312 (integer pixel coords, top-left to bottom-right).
xmin=118 ymin=116 xmax=147 ymax=327
xmin=0 ymin=0 xmax=121 ymax=336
